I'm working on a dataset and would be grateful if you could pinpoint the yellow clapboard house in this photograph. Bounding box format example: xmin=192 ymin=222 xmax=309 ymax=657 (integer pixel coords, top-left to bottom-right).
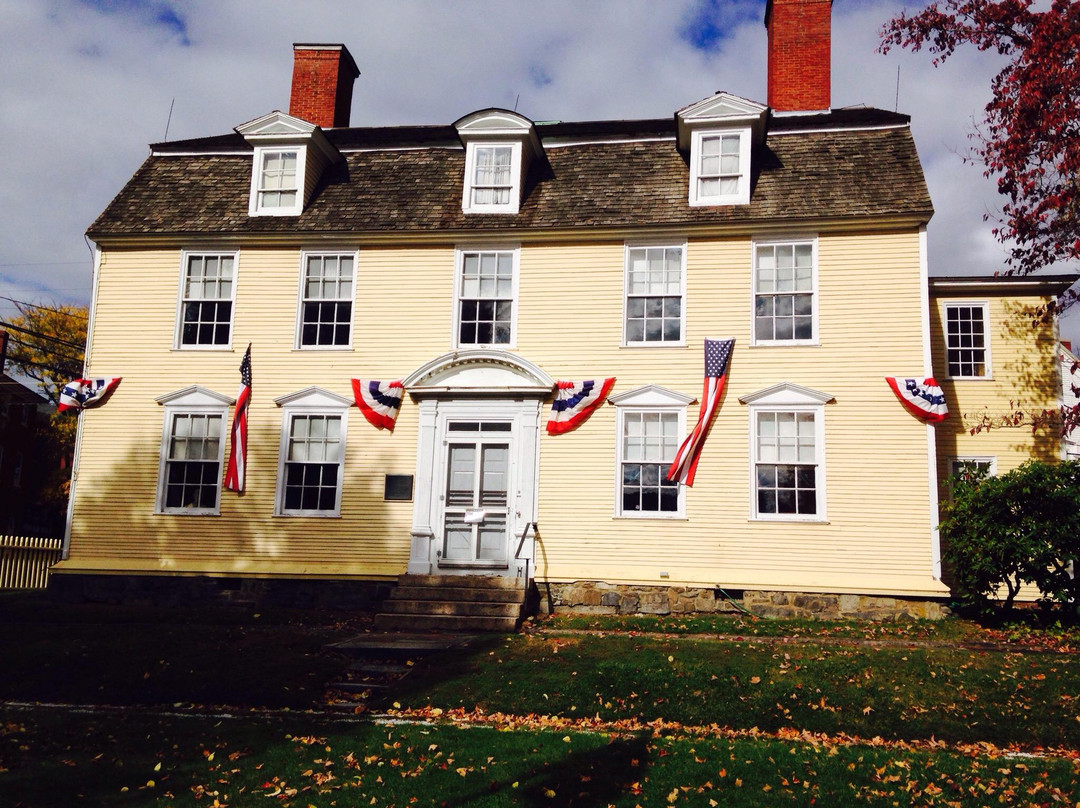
xmin=60 ymin=1 xmax=1076 ymax=618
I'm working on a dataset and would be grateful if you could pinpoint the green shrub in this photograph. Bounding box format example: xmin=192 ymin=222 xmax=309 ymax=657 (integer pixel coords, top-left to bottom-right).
xmin=941 ymin=460 xmax=1080 ymax=614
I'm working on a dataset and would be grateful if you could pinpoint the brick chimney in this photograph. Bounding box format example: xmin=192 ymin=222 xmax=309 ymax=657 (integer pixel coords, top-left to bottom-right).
xmin=765 ymin=0 xmax=832 ymax=112
xmin=289 ymin=43 xmax=360 ymax=128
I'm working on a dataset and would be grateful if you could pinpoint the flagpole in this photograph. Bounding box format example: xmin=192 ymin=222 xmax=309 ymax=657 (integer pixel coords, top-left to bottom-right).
xmin=61 ymin=408 xmax=84 ymax=560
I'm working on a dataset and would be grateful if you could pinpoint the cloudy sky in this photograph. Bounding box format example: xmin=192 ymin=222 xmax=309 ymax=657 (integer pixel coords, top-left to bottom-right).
xmin=0 ymin=0 xmax=1031 ymax=327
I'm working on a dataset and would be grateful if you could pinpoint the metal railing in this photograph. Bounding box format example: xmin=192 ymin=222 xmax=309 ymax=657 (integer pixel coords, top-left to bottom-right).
xmin=0 ymin=535 xmax=63 ymax=589
xmin=514 ymin=521 xmax=537 ymax=583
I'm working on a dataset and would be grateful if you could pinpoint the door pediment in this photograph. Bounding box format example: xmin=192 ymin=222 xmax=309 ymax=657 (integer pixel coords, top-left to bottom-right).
xmin=404 ymin=350 xmax=555 ymax=397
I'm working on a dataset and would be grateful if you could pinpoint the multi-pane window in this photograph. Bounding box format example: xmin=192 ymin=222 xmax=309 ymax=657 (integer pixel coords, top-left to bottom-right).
xmin=471 ymin=146 xmax=513 ymax=206
xmin=754 ymin=241 xmax=815 ymax=342
xmin=300 ymin=254 xmax=354 ymax=347
xmin=281 ymin=414 xmax=344 ymax=515
xmin=690 ymin=128 xmax=750 ymax=206
xmin=698 ymin=134 xmax=742 ymax=200
xmin=945 ymin=303 xmax=989 ymax=378
xmin=620 ymin=411 xmax=680 ymax=514
xmin=457 ymin=250 xmax=515 ymax=346
xmin=625 ymin=246 xmax=684 ymax=344
xmin=179 ymin=253 xmax=235 ymax=347
xmin=950 ymin=457 xmax=996 ymax=484
xmin=161 ymin=412 xmax=224 ymax=512
xmin=755 ymin=411 xmax=818 ymax=517
xmin=257 ymin=150 xmax=298 ymax=210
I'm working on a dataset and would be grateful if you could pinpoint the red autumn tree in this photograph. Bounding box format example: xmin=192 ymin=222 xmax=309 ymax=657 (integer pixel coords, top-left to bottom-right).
xmin=881 ymin=0 xmax=1080 ymax=276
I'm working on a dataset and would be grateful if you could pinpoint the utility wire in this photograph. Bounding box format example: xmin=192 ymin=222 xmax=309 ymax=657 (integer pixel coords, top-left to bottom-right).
xmin=6 ymin=334 xmax=84 ymax=365
xmin=0 ymin=321 xmax=85 ymax=352
xmin=0 ymin=297 xmax=88 ymax=320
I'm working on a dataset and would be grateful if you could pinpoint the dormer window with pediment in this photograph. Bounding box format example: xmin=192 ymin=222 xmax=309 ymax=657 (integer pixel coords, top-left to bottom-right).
xmin=676 ymin=93 xmax=767 ymax=207
xmin=454 ymin=110 xmax=544 ymax=215
xmin=235 ymin=111 xmax=343 ymax=217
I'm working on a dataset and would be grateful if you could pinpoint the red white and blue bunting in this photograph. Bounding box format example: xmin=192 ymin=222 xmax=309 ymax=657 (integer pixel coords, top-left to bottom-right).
xmin=352 ymin=379 xmax=405 ymax=431
xmin=547 ymin=378 xmax=616 ymax=435
xmin=886 ymin=377 xmax=949 ymax=423
xmin=58 ymin=377 xmax=122 ymax=412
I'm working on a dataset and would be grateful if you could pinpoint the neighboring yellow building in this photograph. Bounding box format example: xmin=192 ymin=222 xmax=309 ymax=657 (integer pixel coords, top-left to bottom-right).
xmin=60 ymin=6 xmax=1077 ymax=619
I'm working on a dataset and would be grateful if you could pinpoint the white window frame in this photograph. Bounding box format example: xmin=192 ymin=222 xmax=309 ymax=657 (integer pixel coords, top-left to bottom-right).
xmin=689 ymin=127 xmax=751 ymax=206
xmin=452 ymin=246 xmax=520 ymax=349
xmin=623 ymin=243 xmax=687 ymax=347
xmin=741 ymin=383 xmax=832 ymax=523
xmin=295 ymin=250 xmax=358 ymax=350
xmin=249 ymin=145 xmax=306 ymax=217
xmin=154 ymin=386 xmax=234 ymax=516
xmin=949 ymin=456 xmax=997 ymax=479
xmin=943 ymin=301 xmax=992 ymax=380
xmin=174 ymin=251 xmax=238 ymax=350
xmin=751 ymin=237 xmax=819 ymax=346
xmin=611 ymin=385 xmax=693 ymax=519
xmin=462 ymin=141 xmax=522 ymax=214
xmin=274 ymin=387 xmax=352 ymax=518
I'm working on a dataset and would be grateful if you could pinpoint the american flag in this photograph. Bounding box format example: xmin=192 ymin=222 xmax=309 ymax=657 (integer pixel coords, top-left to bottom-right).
xmin=224 ymin=344 xmax=251 ymax=493
xmin=667 ymin=338 xmax=734 ymax=487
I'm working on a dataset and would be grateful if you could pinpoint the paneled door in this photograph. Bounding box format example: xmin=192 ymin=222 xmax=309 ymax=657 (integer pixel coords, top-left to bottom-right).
xmin=440 ymin=421 xmax=512 ymax=567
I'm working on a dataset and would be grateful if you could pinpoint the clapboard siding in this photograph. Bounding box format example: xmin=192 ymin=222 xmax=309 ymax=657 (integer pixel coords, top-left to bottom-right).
xmin=67 ymin=230 xmax=949 ymax=595
xmin=931 ymin=292 xmax=1061 ymax=481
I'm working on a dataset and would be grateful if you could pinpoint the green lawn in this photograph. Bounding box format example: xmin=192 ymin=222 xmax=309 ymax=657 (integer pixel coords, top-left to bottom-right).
xmin=1 ymin=595 xmax=1078 ymax=806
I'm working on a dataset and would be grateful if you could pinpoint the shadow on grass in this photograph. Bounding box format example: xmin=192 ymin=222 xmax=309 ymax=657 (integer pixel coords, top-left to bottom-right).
xmin=446 ymin=732 xmax=650 ymax=807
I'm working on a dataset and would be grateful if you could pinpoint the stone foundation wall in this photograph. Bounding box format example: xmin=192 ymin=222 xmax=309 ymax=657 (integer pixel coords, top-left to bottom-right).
xmin=540 ymin=580 xmax=949 ymax=620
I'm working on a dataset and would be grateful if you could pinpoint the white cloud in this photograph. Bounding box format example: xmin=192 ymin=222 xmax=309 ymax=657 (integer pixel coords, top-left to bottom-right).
xmin=0 ymin=0 xmax=1039 ymax=325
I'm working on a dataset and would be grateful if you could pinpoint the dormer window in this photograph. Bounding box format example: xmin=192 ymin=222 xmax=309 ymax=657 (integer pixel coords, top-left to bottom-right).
xmin=691 ymin=130 xmax=750 ymax=205
xmin=676 ymin=93 xmax=766 ymax=208
xmin=468 ymin=145 xmax=516 ymax=208
xmin=255 ymin=149 xmax=300 ymax=212
xmin=236 ymin=111 xmax=343 ymax=218
xmin=454 ymin=110 xmax=543 ymax=215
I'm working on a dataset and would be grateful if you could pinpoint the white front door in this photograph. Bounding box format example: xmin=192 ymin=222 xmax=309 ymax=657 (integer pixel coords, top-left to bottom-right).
xmin=403 ymin=350 xmax=551 ymax=579
xmin=441 ymin=421 xmax=512 ymax=567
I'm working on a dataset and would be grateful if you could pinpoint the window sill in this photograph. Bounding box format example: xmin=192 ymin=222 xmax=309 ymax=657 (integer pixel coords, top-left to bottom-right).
xmin=748 ymin=340 xmax=820 ymax=348
xmin=294 ymin=345 xmax=354 ymax=352
xmin=944 ymin=374 xmax=994 ymax=382
xmin=614 ymin=513 xmax=688 ymax=521
xmin=155 ymin=509 xmax=221 ymax=517
xmin=749 ymin=517 xmax=829 ymax=524
xmin=274 ymin=511 xmax=342 ymax=518
xmin=620 ymin=341 xmax=687 ymax=349
xmin=172 ymin=346 xmax=234 ymax=352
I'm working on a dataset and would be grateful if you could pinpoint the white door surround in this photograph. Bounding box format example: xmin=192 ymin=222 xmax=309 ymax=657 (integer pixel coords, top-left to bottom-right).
xmin=404 ymin=350 xmax=553 ymax=578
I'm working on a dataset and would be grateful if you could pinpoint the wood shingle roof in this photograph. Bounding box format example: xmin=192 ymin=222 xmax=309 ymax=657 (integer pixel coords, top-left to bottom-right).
xmin=87 ymin=108 xmax=932 ymax=240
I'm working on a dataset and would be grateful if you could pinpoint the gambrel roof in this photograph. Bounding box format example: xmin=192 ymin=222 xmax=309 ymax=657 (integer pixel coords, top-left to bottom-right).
xmin=87 ymin=107 xmax=931 ymax=240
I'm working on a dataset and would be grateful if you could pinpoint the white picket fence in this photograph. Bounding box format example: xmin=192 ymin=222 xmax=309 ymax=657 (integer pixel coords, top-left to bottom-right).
xmin=0 ymin=535 xmax=62 ymax=589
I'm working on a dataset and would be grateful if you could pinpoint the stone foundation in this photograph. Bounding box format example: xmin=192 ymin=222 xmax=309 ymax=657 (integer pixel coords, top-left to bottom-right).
xmin=540 ymin=580 xmax=949 ymax=620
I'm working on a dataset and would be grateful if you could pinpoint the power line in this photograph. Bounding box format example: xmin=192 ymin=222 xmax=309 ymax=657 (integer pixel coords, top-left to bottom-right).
xmin=0 ymin=261 xmax=87 ymax=268
xmin=6 ymin=334 xmax=84 ymax=365
xmin=0 ymin=321 xmax=85 ymax=351
xmin=0 ymin=297 xmax=88 ymax=320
